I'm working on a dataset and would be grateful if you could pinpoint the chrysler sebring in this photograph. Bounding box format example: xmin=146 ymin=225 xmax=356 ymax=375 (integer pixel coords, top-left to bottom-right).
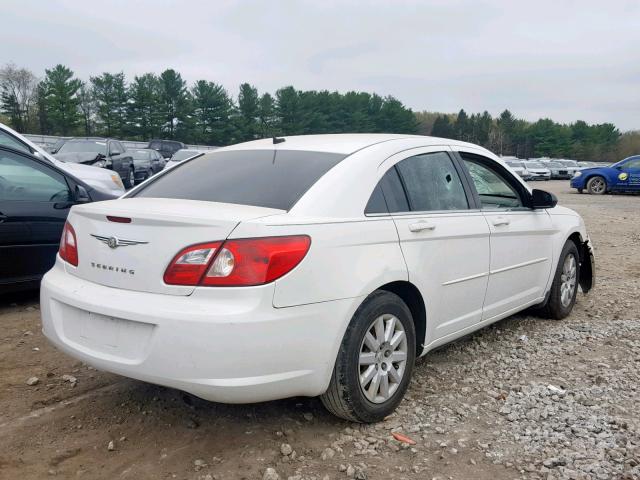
xmin=41 ymin=134 xmax=594 ymax=422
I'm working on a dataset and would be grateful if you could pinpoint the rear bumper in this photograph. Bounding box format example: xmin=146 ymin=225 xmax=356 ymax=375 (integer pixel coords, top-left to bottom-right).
xmin=41 ymin=261 xmax=358 ymax=403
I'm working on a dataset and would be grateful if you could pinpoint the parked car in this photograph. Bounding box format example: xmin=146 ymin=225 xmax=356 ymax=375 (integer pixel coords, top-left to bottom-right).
xmin=523 ymin=161 xmax=551 ymax=180
xmin=164 ymin=149 xmax=206 ymax=169
xmin=41 ymin=134 xmax=594 ymax=422
xmin=557 ymin=159 xmax=580 ymax=177
xmin=570 ymin=155 xmax=640 ymax=194
xmin=504 ymin=159 xmax=532 ymax=180
xmin=54 ymin=138 xmax=136 ymax=188
xmin=147 ymin=139 xmax=185 ymax=159
xmin=546 ymin=161 xmax=572 ymax=179
xmin=48 ymin=138 xmax=67 ymax=154
xmin=0 ymin=123 xmax=125 ymax=196
xmin=128 ymin=149 xmax=166 ymax=184
xmin=0 ymin=145 xmax=118 ymax=294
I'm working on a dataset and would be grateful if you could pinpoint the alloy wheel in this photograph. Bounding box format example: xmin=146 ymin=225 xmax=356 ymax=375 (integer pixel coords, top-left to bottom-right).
xmin=560 ymin=253 xmax=577 ymax=307
xmin=590 ymin=178 xmax=605 ymax=194
xmin=358 ymin=314 xmax=408 ymax=404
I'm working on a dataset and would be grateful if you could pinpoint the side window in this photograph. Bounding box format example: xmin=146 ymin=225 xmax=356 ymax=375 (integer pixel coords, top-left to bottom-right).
xmin=365 ymin=167 xmax=409 ymax=214
xmin=395 ymin=152 xmax=469 ymax=211
xmin=0 ymin=130 xmax=32 ymax=154
xmin=623 ymin=159 xmax=640 ymax=169
xmin=460 ymin=154 xmax=524 ymax=209
xmin=0 ymin=150 xmax=71 ymax=202
xmin=149 ymin=140 xmax=161 ymax=150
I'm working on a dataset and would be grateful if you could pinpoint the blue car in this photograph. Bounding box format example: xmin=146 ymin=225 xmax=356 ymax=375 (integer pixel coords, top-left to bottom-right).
xmin=570 ymin=156 xmax=640 ymax=194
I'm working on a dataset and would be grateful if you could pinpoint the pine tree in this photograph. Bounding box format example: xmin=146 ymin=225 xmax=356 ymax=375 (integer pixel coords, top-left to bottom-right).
xmin=42 ymin=64 xmax=81 ymax=136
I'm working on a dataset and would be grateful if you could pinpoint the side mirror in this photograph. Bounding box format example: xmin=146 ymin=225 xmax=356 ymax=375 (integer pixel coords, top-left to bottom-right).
xmin=75 ymin=185 xmax=91 ymax=203
xmin=530 ymin=189 xmax=557 ymax=209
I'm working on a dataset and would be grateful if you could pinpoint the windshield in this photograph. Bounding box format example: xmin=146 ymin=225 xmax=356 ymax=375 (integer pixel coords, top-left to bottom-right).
xmin=58 ymin=140 xmax=107 ymax=156
xmin=133 ymin=149 xmax=345 ymax=210
xmin=131 ymin=150 xmax=152 ymax=160
xmin=526 ymin=162 xmax=545 ymax=168
xmin=171 ymin=150 xmax=201 ymax=161
xmin=547 ymin=162 xmax=564 ymax=167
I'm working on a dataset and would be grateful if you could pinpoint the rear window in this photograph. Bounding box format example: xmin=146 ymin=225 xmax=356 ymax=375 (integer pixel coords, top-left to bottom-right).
xmin=133 ymin=149 xmax=346 ymax=210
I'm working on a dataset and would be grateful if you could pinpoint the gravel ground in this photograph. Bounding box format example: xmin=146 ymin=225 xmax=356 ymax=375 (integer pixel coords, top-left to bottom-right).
xmin=1 ymin=180 xmax=639 ymax=480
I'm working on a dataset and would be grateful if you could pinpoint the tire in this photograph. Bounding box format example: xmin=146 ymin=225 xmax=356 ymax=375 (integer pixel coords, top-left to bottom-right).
xmin=320 ymin=290 xmax=416 ymax=423
xmin=586 ymin=176 xmax=606 ymax=195
xmin=538 ymin=241 xmax=580 ymax=320
xmin=123 ymin=168 xmax=135 ymax=189
xmin=135 ymin=171 xmax=150 ymax=185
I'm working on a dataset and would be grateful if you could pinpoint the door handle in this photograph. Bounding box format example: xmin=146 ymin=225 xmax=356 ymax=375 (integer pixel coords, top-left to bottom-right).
xmin=409 ymin=221 xmax=436 ymax=232
xmin=492 ymin=216 xmax=510 ymax=227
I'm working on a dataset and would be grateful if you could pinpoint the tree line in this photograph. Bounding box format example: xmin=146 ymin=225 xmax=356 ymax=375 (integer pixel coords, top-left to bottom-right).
xmin=0 ymin=63 xmax=416 ymax=146
xmin=1 ymin=62 xmax=636 ymax=161
xmin=417 ymin=109 xmax=625 ymax=162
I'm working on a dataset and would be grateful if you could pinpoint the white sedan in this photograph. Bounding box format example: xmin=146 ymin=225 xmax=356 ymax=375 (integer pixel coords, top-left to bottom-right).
xmin=41 ymin=134 xmax=594 ymax=422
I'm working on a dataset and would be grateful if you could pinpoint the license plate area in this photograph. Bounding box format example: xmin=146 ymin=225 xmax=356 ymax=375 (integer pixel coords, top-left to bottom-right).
xmin=55 ymin=300 xmax=155 ymax=363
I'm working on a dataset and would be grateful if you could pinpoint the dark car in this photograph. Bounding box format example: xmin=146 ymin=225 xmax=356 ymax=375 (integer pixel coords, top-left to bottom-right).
xmin=128 ymin=148 xmax=166 ymax=184
xmin=54 ymin=138 xmax=136 ymax=188
xmin=147 ymin=139 xmax=186 ymax=159
xmin=570 ymin=155 xmax=640 ymax=194
xmin=0 ymin=146 xmax=118 ymax=294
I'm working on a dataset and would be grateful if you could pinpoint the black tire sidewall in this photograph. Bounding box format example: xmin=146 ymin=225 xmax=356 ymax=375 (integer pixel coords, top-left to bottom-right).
xmin=337 ymin=291 xmax=416 ymax=422
xmin=547 ymin=241 xmax=580 ymax=319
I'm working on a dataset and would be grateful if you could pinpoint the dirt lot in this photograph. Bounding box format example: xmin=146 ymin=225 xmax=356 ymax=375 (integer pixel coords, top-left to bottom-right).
xmin=1 ymin=181 xmax=639 ymax=480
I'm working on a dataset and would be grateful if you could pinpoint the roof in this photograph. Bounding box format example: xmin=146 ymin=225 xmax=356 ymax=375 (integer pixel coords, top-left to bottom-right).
xmin=219 ymin=133 xmax=483 ymax=155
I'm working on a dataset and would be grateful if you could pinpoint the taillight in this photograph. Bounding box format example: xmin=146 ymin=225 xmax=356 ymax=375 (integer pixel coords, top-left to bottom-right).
xmin=164 ymin=236 xmax=311 ymax=287
xmin=163 ymin=242 xmax=222 ymax=285
xmin=59 ymin=221 xmax=78 ymax=266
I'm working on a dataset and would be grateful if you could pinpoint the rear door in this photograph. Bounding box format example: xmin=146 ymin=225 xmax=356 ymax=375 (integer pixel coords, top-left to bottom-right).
xmin=376 ymin=147 xmax=491 ymax=344
xmin=619 ymin=158 xmax=640 ymax=191
xmin=456 ymin=150 xmax=554 ymax=319
xmin=0 ymin=148 xmax=73 ymax=287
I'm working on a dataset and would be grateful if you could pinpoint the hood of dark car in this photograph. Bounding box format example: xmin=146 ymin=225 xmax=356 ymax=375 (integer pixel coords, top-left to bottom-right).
xmin=54 ymin=152 xmax=103 ymax=164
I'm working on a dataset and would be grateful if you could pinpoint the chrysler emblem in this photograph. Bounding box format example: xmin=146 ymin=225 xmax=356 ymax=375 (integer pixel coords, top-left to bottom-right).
xmin=91 ymin=234 xmax=148 ymax=249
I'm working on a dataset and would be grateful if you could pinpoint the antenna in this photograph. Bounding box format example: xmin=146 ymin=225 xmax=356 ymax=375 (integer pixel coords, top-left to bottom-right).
xmin=272 ymin=137 xmax=286 ymax=145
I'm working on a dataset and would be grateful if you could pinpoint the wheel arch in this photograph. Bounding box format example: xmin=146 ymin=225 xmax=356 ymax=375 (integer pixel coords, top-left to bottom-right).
xmin=565 ymin=231 xmax=594 ymax=294
xmin=376 ymin=281 xmax=427 ymax=356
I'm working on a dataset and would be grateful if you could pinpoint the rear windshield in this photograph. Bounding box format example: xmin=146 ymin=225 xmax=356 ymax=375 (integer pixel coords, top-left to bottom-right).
xmin=132 ymin=149 xmax=346 ymax=210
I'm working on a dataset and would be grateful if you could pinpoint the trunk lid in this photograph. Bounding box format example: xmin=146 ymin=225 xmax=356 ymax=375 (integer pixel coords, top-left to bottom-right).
xmin=67 ymin=198 xmax=283 ymax=295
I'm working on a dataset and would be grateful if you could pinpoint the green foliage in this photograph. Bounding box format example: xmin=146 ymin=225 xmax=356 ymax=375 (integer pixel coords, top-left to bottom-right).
xmin=237 ymin=83 xmax=260 ymax=141
xmin=191 ymin=80 xmax=236 ymax=145
xmin=3 ymin=62 xmax=630 ymax=161
xmin=158 ymin=69 xmax=191 ymax=139
xmin=90 ymin=72 xmax=128 ymax=137
xmin=42 ymin=64 xmax=82 ymax=135
xmin=127 ymin=73 xmax=163 ymax=141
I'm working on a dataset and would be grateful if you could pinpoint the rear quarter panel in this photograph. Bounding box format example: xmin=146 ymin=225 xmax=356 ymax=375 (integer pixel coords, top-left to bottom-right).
xmin=229 ymin=216 xmax=407 ymax=308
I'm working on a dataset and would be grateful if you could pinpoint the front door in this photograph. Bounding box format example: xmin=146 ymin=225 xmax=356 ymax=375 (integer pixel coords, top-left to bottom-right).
xmin=457 ymin=150 xmax=554 ymax=320
xmin=617 ymin=157 xmax=640 ymax=191
xmin=0 ymin=148 xmax=73 ymax=287
xmin=374 ymin=148 xmax=491 ymax=347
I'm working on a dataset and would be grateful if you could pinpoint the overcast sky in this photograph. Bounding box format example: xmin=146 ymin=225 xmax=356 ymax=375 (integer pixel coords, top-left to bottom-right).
xmin=1 ymin=0 xmax=638 ymax=130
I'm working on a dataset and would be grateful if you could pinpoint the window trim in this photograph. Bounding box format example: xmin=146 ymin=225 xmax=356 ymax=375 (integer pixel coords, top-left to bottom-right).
xmin=364 ymin=149 xmax=477 ymax=216
xmin=453 ymin=150 xmax=533 ymax=211
xmin=0 ymin=129 xmax=34 ymax=155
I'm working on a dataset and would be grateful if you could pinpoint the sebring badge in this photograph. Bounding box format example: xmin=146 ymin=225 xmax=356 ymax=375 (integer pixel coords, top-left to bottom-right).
xmin=91 ymin=234 xmax=148 ymax=249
